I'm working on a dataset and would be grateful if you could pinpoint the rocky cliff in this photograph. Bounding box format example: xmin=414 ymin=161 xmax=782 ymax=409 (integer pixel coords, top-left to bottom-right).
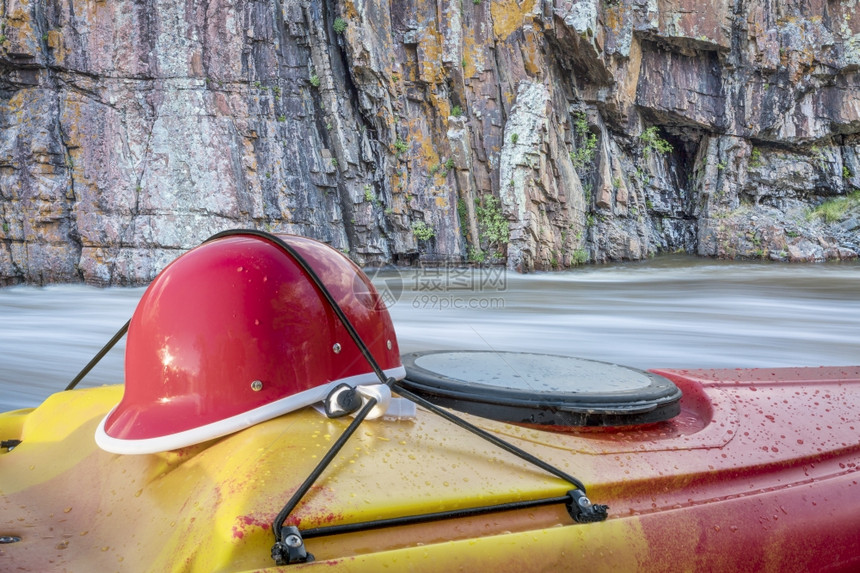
xmin=2 ymin=0 xmax=859 ymax=285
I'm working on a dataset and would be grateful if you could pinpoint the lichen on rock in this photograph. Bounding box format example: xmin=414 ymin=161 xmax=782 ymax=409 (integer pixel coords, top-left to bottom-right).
xmin=1 ymin=0 xmax=858 ymax=285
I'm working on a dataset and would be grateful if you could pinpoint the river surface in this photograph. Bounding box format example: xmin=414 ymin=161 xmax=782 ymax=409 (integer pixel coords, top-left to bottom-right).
xmin=1 ymin=256 xmax=858 ymax=412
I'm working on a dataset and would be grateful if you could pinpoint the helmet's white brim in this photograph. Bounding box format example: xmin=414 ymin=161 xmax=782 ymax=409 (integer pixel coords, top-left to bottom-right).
xmin=95 ymin=365 xmax=406 ymax=455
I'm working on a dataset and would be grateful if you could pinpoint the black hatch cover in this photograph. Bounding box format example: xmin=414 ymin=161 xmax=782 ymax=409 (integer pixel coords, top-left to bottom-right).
xmin=399 ymin=351 xmax=682 ymax=428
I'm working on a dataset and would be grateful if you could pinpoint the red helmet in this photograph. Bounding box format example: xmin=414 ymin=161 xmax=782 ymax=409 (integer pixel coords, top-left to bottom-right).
xmin=95 ymin=233 xmax=403 ymax=454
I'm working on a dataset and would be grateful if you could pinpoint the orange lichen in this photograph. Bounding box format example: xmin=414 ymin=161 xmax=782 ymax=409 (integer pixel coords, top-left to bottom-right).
xmin=605 ymin=4 xmax=621 ymax=32
xmin=462 ymin=35 xmax=480 ymax=78
xmin=342 ymin=1 xmax=360 ymax=21
xmin=520 ymin=29 xmax=542 ymax=77
xmin=417 ymin=129 xmax=441 ymax=173
xmin=390 ymin=168 xmax=404 ymax=192
xmin=617 ymin=36 xmax=643 ymax=108
xmin=45 ymin=30 xmax=65 ymax=65
xmin=490 ymin=0 xmax=536 ymax=41
xmin=417 ymin=31 xmax=443 ymax=85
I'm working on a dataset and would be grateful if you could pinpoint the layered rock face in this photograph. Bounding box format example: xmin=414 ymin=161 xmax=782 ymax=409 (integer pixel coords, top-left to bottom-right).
xmin=1 ymin=0 xmax=858 ymax=284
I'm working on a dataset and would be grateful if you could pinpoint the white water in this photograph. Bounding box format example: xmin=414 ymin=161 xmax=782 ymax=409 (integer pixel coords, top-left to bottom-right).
xmin=1 ymin=257 xmax=858 ymax=412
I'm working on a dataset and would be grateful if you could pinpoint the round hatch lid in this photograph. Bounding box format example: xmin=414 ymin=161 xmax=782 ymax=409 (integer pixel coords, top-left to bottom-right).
xmin=399 ymin=351 xmax=682 ymax=428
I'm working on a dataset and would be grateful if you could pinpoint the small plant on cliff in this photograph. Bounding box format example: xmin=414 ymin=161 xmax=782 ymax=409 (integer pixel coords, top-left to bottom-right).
xmin=640 ymin=126 xmax=672 ymax=158
xmin=468 ymin=246 xmax=486 ymax=263
xmin=412 ymin=220 xmax=435 ymax=241
xmin=457 ymin=198 xmax=468 ymax=225
xmin=810 ymin=145 xmax=828 ymax=168
xmin=475 ymin=195 xmax=510 ymax=252
xmin=309 ymin=74 xmax=321 ymax=88
xmin=510 ymin=133 xmax=519 ymax=145
xmin=749 ymin=148 xmax=763 ymax=168
xmin=583 ymin=182 xmax=593 ymax=205
xmin=394 ymin=138 xmax=409 ymax=155
xmin=573 ymin=111 xmax=591 ymax=135
xmin=451 ymin=105 xmax=463 ymax=118
xmin=807 ymin=191 xmax=860 ymax=223
xmin=843 ymin=166 xmax=852 ymax=179
xmin=570 ymin=112 xmax=598 ymax=168
xmin=333 ymin=18 xmax=347 ymax=34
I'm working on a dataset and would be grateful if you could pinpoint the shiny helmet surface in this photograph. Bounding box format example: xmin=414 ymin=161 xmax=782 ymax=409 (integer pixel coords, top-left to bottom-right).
xmin=95 ymin=232 xmax=403 ymax=454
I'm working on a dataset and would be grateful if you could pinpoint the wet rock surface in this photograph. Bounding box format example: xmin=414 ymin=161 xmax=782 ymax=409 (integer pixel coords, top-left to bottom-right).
xmin=1 ymin=0 xmax=858 ymax=284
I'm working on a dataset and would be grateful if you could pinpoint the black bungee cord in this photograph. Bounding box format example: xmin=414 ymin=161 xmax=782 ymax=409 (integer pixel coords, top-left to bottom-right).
xmin=65 ymin=320 xmax=130 ymax=391
xmin=208 ymin=231 xmax=608 ymax=566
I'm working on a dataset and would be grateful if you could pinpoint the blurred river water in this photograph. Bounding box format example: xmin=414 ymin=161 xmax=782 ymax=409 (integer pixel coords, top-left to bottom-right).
xmin=1 ymin=256 xmax=858 ymax=412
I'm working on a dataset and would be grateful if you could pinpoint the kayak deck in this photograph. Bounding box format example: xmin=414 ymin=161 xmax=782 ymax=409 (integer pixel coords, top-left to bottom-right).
xmin=1 ymin=366 xmax=859 ymax=571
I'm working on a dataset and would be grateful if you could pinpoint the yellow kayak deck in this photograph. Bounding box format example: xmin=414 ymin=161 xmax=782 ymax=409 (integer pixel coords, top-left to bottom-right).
xmin=2 ymin=368 xmax=860 ymax=571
